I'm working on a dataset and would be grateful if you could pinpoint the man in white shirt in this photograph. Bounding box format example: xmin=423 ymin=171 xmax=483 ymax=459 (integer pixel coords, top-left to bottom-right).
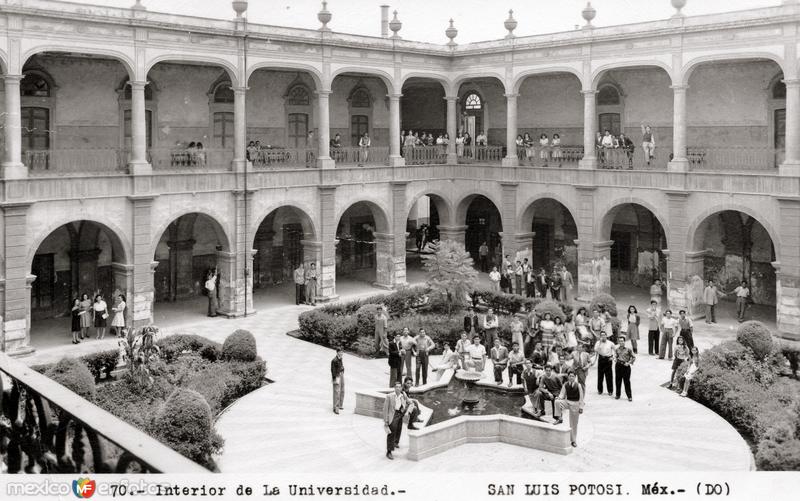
xmin=398 ymin=328 xmax=417 ymax=379
xmin=483 ymin=308 xmax=499 ymax=348
xmin=645 ymin=300 xmax=661 ymax=356
xmin=703 ymin=279 xmax=720 ymax=324
xmin=466 ymin=335 xmax=487 ymax=372
xmin=455 ymin=331 xmax=471 ymax=370
xmin=594 ymin=332 xmax=615 ymax=396
xmin=734 ymin=280 xmax=750 ymax=323
xmin=414 ymin=328 xmax=434 ymax=386
xmin=659 ymin=309 xmax=678 ymax=360
xmin=478 ymin=242 xmax=490 ymax=272
xmin=507 ymin=342 xmax=526 ymax=387
xmin=205 ymin=269 xmax=218 ymax=317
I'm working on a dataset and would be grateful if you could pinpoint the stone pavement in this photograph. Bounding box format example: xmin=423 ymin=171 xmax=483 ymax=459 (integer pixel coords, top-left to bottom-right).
xmin=22 ymin=283 xmax=754 ymax=472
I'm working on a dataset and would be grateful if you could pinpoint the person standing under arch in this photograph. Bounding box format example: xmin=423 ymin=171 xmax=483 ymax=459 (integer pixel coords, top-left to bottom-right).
xmin=206 ymin=268 xmax=219 ymax=316
xmin=305 ymin=262 xmax=317 ymax=306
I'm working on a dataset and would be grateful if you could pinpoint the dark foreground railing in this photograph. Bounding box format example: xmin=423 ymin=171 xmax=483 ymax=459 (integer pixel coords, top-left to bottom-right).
xmin=0 ymin=352 xmax=206 ymax=473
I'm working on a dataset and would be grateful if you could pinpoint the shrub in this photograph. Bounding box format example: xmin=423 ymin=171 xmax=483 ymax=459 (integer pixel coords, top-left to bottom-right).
xmin=318 ymin=286 xmax=430 ymax=317
xmin=353 ymin=336 xmax=378 ymax=357
xmin=150 ymin=388 xmax=222 ymax=469
xmin=199 ymin=343 xmax=221 ymax=362
xmin=222 ymin=329 xmax=258 ymax=362
xmin=389 ymin=314 xmax=463 ymax=354
xmin=298 ymin=309 xmax=359 ymax=348
xmin=534 ymin=300 xmax=566 ymax=322
xmin=355 ymin=304 xmax=382 ymax=340
xmin=473 ymin=290 xmax=540 ymax=315
xmin=45 ymin=357 xmax=96 ymax=401
xmin=589 ymin=293 xmax=617 ymax=317
xmin=703 ymin=340 xmax=781 ymax=387
xmin=158 ymin=334 xmax=222 ymax=362
xmin=82 ymin=350 xmax=120 ymax=381
xmin=755 ymin=422 xmax=800 ymax=471
xmin=737 ymin=321 xmax=774 ymax=360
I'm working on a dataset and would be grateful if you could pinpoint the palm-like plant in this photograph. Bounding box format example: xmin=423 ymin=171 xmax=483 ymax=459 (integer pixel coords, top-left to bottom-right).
xmin=422 ymin=240 xmax=479 ymax=316
xmin=119 ymin=325 xmax=161 ymax=387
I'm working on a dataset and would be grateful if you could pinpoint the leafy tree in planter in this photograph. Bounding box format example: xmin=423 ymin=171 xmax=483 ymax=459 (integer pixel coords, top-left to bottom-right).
xmin=422 ymin=240 xmax=478 ymax=316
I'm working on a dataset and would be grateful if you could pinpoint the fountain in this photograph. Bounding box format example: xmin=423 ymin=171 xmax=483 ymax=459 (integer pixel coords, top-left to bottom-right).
xmin=454 ymin=370 xmax=482 ymax=409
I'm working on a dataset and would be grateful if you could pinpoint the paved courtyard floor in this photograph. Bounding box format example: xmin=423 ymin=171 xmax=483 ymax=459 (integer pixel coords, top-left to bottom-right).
xmin=22 ymin=278 xmax=756 ymax=472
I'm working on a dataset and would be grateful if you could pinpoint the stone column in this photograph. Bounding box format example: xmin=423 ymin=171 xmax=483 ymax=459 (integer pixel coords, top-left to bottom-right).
xmin=129 ymin=81 xmax=152 ymax=175
xmin=390 ymin=181 xmax=408 ymax=286
xmin=2 ymin=75 xmax=26 ymax=179
xmin=373 ymin=232 xmax=398 ymax=290
xmin=316 ymin=90 xmax=335 ymax=169
xmin=232 ymin=86 xmax=248 ymax=172
xmin=437 ymin=225 xmax=467 ymax=245
xmin=780 ymin=79 xmax=800 ymax=176
xmin=578 ymin=89 xmax=598 ymax=169
xmin=1 ymin=202 xmax=34 ymax=355
xmin=445 ymin=95 xmax=458 ymax=164
xmin=576 ymin=240 xmax=612 ymax=302
xmin=111 ymin=263 xmax=135 ymax=328
xmin=502 ymin=93 xmax=519 ymax=166
xmin=388 ymin=93 xmax=405 ymax=167
xmin=665 ymin=191 xmax=691 ymax=313
xmin=668 ymin=84 xmax=690 ymax=172
xmin=317 ymin=185 xmax=339 ymax=302
xmin=166 ymin=239 xmax=195 ymax=300
xmin=129 ymin=196 xmax=156 ymax=328
xmin=777 ymin=198 xmax=800 ymax=345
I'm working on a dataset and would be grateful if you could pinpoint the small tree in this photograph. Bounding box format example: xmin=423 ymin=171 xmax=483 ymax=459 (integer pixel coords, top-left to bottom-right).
xmin=119 ymin=325 xmax=162 ymax=387
xmin=422 ymin=240 xmax=478 ymax=316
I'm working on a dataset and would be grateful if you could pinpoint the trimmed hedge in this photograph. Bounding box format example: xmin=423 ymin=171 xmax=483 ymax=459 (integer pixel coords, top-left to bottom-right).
xmin=150 ymin=388 xmax=223 ymax=469
xmin=355 ymin=304 xmax=382 ymax=341
xmin=736 ymin=321 xmax=774 ymax=360
xmin=534 ymin=300 xmax=566 ymax=322
xmin=158 ymin=334 xmax=222 ymax=363
xmin=222 ymin=329 xmax=258 ymax=362
xmin=353 ymin=336 xmax=378 ymax=357
xmin=45 ymin=357 xmax=96 ymax=401
xmin=755 ymin=420 xmax=800 ymax=471
xmin=319 ymin=285 xmax=430 ymax=317
xmin=472 ymin=290 xmax=539 ymax=315
xmin=298 ymin=309 xmax=359 ymax=348
xmin=589 ymin=293 xmax=617 ymax=317
xmin=82 ymin=350 xmax=120 ymax=381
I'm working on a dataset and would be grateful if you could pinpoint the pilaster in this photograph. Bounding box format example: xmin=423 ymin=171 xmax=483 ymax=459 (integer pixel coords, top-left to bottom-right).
xmin=1 ymin=202 xmax=33 ymax=355
xmin=129 ymin=195 xmax=156 ymax=328
xmin=318 ymin=185 xmax=339 ymax=301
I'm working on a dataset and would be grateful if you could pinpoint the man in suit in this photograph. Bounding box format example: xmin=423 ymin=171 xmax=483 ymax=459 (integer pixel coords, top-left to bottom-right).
xmin=331 ymin=348 xmax=345 ymax=414
xmin=388 ymin=334 xmax=402 ymax=387
xmin=536 ymin=268 xmax=550 ymax=298
xmin=383 ymin=382 xmax=408 ymax=459
xmin=703 ymin=280 xmax=720 ymax=324
xmin=463 ymin=307 xmax=480 ymax=336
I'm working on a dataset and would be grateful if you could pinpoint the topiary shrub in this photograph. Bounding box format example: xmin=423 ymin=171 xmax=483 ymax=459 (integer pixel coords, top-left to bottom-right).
xmin=589 ymin=293 xmax=617 ymax=317
xmin=702 ymin=340 xmax=780 ymax=387
xmin=81 ymin=350 xmax=120 ymax=381
xmin=355 ymin=304 xmax=382 ymax=340
xmin=45 ymin=357 xmax=96 ymax=401
xmin=149 ymin=388 xmax=222 ymax=469
xmin=737 ymin=321 xmax=774 ymax=360
xmin=222 ymin=329 xmax=258 ymax=362
xmin=534 ymin=300 xmax=566 ymax=322
xmin=158 ymin=334 xmax=222 ymax=363
xmin=199 ymin=343 xmax=221 ymax=362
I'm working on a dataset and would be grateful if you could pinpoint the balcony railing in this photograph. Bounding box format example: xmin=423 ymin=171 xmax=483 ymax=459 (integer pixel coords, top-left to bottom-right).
xmin=24 ymin=148 xmax=128 ymax=175
xmin=331 ymin=146 xmax=390 ymax=166
xmin=0 ymin=351 xmax=207 ymax=473
xmin=457 ymin=145 xmax=506 ymax=164
xmin=150 ymin=148 xmax=233 ymax=171
xmin=250 ymin=148 xmax=317 ymax=169
xmin=514 ymin=145 xmax=585 ymax=168
xmin=687 ymin=146 xmax=780 ymax=171
xmin=403 ymin=145 xmax=448 ymax=165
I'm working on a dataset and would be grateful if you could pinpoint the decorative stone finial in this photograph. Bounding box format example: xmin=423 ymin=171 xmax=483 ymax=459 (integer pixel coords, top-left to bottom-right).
xmin=582 ymin=2 xmax=596 ymax=27
xmin=389 ymin=11 xmax=402 ymax=39
xmin=504 ymin=9 xmax=517 ymax=39
xmin=445 ymin=19 xmax=458 ymax=47
xmin=232 ymin=0 xmax=247 ymax=18
xmin=131 ymin=0 xmax=146 ymax=11
xmin=318 ymin=1 xmax=332 ymax=31
xmin=671 ymin=0 xmax=687 ymax=16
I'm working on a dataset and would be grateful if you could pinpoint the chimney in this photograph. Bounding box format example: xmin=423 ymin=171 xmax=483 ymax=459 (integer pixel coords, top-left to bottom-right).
xmin=381 ymin=5 xmax=390 ymax=37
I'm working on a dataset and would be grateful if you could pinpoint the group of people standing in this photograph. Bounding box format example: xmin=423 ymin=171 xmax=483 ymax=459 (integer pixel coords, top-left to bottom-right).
xmin=515 ymin=132 xmax=564 ymax=167
xmin=70 ymin=293 xmax=126 ymax=344
xmin=487 ymin=256 xmax=575 ymax=304
xmin=595 ymin=124 xmax=656 ymax=169
xmin=293 ymin=262 xmax=319 ymax=306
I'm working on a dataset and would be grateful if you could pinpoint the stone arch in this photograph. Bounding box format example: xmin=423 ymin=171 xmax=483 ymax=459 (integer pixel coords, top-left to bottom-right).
xmin=336 ymin=199 xmax=390 ymax=234
xmin=511 ymin=67 xmax=584 ymax=94
xmin=517 ymin=193 xmax=580 ymax=236
xmin=681 ymin=53 xmax=786 ymax=86
xmin=250 ymin=203 xmax=318 ymax=250
xmin=454 ymin=191 xmax=504 ymax=227
xmin=400 ymin=72 xmax=451 ymax=92
xmin=27 ymin=216 xmax=131 ymax=271
xmin=330 ymin=66 xmax=395 ymax=95
xmin=406 ymin=189 xmax=454 ymax=227
xmin=451 ymin=72 xmax=508 ymax=96
xmin=591 ymin=61 xmax=675 ymax=89
xmin=150 ymin=209 xmax=232 ymax=259
xmin=145 ymin=55 xmax=239 ymax=86
xmin=596 ymin=197 xmax=670 ymax=247
xmin=21 ymin=46 xmax=135 ymax=79
xmin=247 ymin=62 xmax=323 ymax=90
xmin=685 ymin=203 xmax=781 ymax=261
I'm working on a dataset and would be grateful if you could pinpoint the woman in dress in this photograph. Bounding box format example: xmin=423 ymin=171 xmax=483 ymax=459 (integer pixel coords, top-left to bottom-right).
xmin=561 ymin=265 xmax=574 ymax=304
xmin=93 ymin=294 xmax=109 ymax=340
xmin=670 ymin=335 xmax=690 ymax=389
xmin=515 ymin=134 xmax=525 ymax=160
xmin=539 ymin=133 xmax=550 ymax=166
xmin=374 ymin=305 xmax=389 ymax=355
xmin=509 ymin=312 xmax=525 ymax=350
xmin=523 ymin=133 xmax=534 ymax=164
xmin=552 ymin=133 xmax=563 ymax=167
xmin=680 ymin=347 xmax=700 ymax=397
xmin=553 ymin=315 xmax=566 ymax=348
xmin=625 ymin=305 xmax=641 ymax=354
xmin=539 ymin=312 xmax=556 ymax=353
xmin=564 ymin=315 xmax=578 ymax=352
xmin=111 ymin=294 xmax=126 ymax=338
xmin=575 ymin=306 xmax=590 ymax=346
xmin=70 ymin=298 xmax=82 ymax=344
xmin=79 ymin=293 xmax=92 ymax=340
xmin=455 ymin=132 xmax=465 ymax=157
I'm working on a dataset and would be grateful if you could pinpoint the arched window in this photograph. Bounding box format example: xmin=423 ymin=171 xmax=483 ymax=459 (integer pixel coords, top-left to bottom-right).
xmin=213 ymin=82 xmax=235 ymax=103
xmin=287 ymin=85 xmax=310 ymax=106
xmin=464 ymin=92 xmax=482 ymax=110
xmin=21 ymin=72 xmax=51 ymax=97
xmin=597 ymin=85 xmax=621 ymax=106
xmin=350 ymin=87 xmax=371 ymax=108
xmin=773 ymin=79 xmax=786 ymax=100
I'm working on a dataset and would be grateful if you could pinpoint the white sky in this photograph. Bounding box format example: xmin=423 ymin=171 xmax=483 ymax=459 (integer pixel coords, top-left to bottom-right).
xmin=81 ymin=0 xmax=778 ymax=43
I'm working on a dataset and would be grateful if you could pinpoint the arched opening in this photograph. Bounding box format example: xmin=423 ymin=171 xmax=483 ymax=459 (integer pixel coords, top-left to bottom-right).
xmin=462 ymin=195 xmax=503 ymax=271
xmin=405 ymin=194 xmax=448 ymax=283
xmin=152 ymin=213 xmax=230 ymax=326
xmin=29 ymin=221 xmax=128 ymax=349
xmin=520 ymin=199 xmax=579 ymax=287
xmin=691 ymin=210 xmax=777 ymax=327
xmin=603 ymin=203 xmax=668 ymax=305
xmin=251 ymin=206 xmax=316 ymax=307
xmin=400 ymin=77 xmax=446 ymax=148
xmin=330 ymin=72 xmax=390 ymax=165
xmin=686 ymin=58 xmax=784 ymax=170
xmin=335 ymin=202 xmax=388 ymax=293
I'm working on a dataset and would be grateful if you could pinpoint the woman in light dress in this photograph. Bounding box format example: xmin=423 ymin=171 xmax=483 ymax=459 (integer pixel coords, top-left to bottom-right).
xmin=111 ymin=294 xmax=126 ymax=338
xmin=79 ymin=293 xmax=93 ymax=340
xmin=560 ymin=266 xmax=574 ymax=304
xmin=539 ymin=312 xmax=556 ymax=353
xmin=93 ymin=294 xmax=109 ymax=340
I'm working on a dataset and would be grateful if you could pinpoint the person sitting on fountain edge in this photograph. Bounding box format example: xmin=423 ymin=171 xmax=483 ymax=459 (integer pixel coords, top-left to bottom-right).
xmin=508 ymin=342 xmax=526 ymax=387
xmin=402 ymin=377 xmax=423 ymax=431
xmin=530 ymin=364 xmax=564 ymax=420
xmin=490 ymin=338 xmax=509 ymax=385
